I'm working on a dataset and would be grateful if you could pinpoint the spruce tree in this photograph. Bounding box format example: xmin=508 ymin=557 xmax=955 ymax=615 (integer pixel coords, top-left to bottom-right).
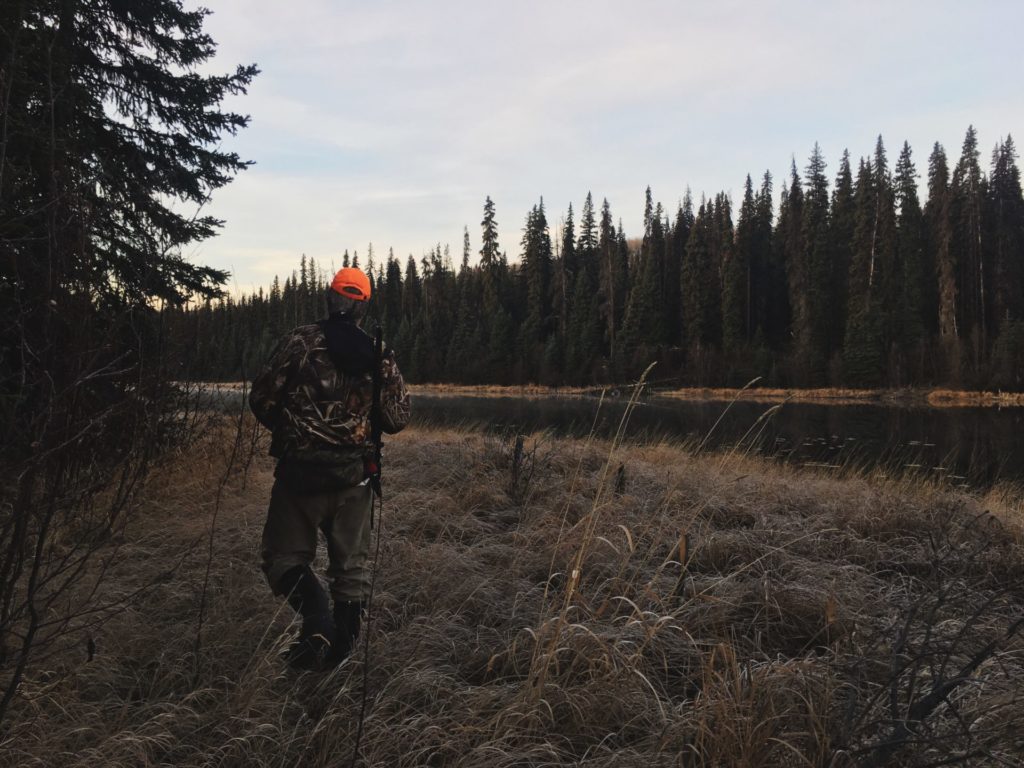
xmin=621 ymin=189 xmax=667 ymax=358
xmin=666 ymin=196 xmax=692 ymax=346
xmin=753 ymin=173 xmax=781 ymax=351
xmin=928 ymin=143 xmax=958 ymax=350
xmin=597 ymin=199 xmax=622 ymax=359
xmin=0 ymin=0 xmax=256 ymax=712
xmin=558 ymin=203 xmax=576 ymax=343
xmin=949 ymin=126 xmax=989 ymax=369
xmin=382 ymin=254 xmax=404 ymax=340
xmin=989 ymin=137 xmax=1024 ymax=332
xmin=519 ymin=201 xmax=553 ymax=380
xmin=894 ymin=142 xmax=931 ymax=360
xmin=843 ymin=145 xmax=897 ymax=387
xmin=795 ymin=144 xmax=831 ymax=384
xmin=829 ymin=152 xmax=856 ymax=357
xmin=682 ymin=200 xmax=719 ymax=353
xmin=775 ymin=161 xmax=804 ymax=359
xmin=728 ymin=176 xmax=757 ymax=354
xmin=478 ymin=197 xmax=513 ymax=379
xmin=578 ymin=193 xmax=598 ymax=269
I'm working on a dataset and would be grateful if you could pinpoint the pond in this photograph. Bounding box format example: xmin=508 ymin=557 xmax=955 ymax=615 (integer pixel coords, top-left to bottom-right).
xmin=409 ymin=392 xmax=1024 ymax=488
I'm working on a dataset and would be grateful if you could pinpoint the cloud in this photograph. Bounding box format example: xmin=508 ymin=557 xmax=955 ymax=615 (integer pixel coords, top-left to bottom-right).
xmin=190 ymin=0 xmax=1024 ymax=287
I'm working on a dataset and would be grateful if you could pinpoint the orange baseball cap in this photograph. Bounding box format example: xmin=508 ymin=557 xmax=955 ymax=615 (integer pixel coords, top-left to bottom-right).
xmin=330 ymin=267 xmax=371 ymax=301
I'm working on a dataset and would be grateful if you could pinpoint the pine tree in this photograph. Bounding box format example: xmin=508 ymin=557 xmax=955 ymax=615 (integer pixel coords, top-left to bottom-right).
xmin=830 ymin=152 xmax=856 ymax=357
xmin=519 ymin=200 xmax=553 ymax=380
xmin=795 ymin=144 xmax=831 ymax=384
xmin=727 ymin=176 xmax=757 ymax=355
xmin=481 ymin=195 xmax=501 ymax=268
xmin=565 ymin=264 xmax=603 ymax=384
xmin=949 ymin=126 xmax=988 ymax=371
xmin=843 ymin=142 xmax=897 ymax=387
xmin=382 ymin=253 xmax=404 ymax=340
xmin=894 ymin=142 xmax=930 ymax=356
xmin=477 ymin=197 xmax=513 ymax=379
xmin=776 ymin=161 xmax=804 ymax=359
xmin=578 ymin=192 xmax=598 ymax=268
xmin=928 ymin=143 xmax=957 ymax=348
xmin=558 ymin=203 xmax=576 ymax=343
xmin=989 ymin=136 xmax=1024 ymax=332
xmin=598 ymin=199 xmax=623 ymax=359
xmin=682 ymin=200 xmax=721 ymax=355
xmin=0 ymin=1 xmax=256 ymax=710
xmin=621 ymin=189 xmax=668 ymax=357
xmin=666 ymin=196 xmax=692 ymax=346
xmin=754 ymin=173 xmax=781 ymax=349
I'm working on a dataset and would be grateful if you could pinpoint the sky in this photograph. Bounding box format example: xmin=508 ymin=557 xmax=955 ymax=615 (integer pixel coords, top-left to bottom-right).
xmin=189 ymin=0 xmax=1024 ymax=293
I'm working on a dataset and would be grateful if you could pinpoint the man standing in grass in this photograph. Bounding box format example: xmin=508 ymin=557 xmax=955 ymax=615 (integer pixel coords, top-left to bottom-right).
xmin=249 ymin=267 xmax=410 ymax=670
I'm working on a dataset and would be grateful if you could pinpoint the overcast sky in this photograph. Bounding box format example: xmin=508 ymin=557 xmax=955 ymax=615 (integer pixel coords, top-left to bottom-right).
xmin=190 ymin=0 xmax=1024 ymax=292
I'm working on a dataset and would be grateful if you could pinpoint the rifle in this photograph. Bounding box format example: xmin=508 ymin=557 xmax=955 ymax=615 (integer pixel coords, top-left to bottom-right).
xmin=367 ymin=323 xmax=384 ymax=501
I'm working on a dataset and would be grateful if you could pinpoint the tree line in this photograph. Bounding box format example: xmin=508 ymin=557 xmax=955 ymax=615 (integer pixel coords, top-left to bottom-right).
xmin=166 ymin=127 xmax=1024 ymax=391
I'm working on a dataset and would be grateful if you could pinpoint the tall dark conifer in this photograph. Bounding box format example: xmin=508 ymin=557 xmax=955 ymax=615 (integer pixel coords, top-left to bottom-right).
xmin=927 ymin=144 xmax=957 ymax=356
xmin=775 ymin=161 xmax=804 ymax=359
xmin=598 ymin=199 xmax=625 ymax=359
xmin=843 ymin=142 xmax=898 ymax=387
xmin=829 ymin=152 xmax=855 ymax=358
xmin=894 ymin=142 xmax=930 ymax=355
xmin=668 ymin=194 xmax=694 ymax=346
xmin=519 ymin=200 xmax=553 ymax=380
xmin=949 ymin=126 xmax=989 ymax=371
xmin=682 ymin=200 xmax=721 ymax=355
xmin=796 ymin=144 xmax=831 ymax=383
xmin=731 ymin=176 xmax=758 ymax=349
xmin=989 ymin=137 xmax=1024 ymax=330
xmin=558 ymin=203 xmax=576 ymax=342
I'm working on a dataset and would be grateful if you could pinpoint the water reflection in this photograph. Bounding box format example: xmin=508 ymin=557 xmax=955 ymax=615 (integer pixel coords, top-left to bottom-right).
xmin=410 ymin=394 xmax=1024 ymax=487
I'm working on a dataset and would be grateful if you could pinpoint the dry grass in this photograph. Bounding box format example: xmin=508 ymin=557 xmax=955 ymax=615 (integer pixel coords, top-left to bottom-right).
xmin=2 ymin=416 xmax=1022 ymax=767
xmin=661 ymin=386 xmax=1024 ymax=409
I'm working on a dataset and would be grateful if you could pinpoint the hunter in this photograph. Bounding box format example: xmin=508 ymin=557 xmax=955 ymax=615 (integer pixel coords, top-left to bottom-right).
xmin=249 ymin=267 xmax=410 ymax=669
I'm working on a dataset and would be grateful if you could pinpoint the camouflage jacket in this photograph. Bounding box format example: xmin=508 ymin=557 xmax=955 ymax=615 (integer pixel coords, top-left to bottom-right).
xmin=249 ymin=321 xmax=410 ymax=467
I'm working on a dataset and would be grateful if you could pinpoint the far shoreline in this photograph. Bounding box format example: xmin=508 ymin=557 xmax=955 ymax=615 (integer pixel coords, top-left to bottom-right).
xmin=409 ymin=383 xmax=1024 ymax=409
xmin=189 ymin=381 xmax=1024 ymax=409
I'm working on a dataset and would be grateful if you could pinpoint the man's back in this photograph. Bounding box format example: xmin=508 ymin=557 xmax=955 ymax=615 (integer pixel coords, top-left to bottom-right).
xmin=249 ymin=319 xmax=410 ymax=463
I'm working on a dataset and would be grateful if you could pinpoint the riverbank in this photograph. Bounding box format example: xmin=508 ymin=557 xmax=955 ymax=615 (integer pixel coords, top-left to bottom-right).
xmin=412 ymin=383 xmax=1024 ymax=409
xmin=192 ymin=381 xmax=1024 ymax=409
xmin=6 ymin=423 xmax=1022 ymax=766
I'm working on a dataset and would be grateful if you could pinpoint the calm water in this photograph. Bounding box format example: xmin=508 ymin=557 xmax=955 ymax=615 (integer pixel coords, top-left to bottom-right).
xmin=410 ymin=393 xmax=1024 ymax=488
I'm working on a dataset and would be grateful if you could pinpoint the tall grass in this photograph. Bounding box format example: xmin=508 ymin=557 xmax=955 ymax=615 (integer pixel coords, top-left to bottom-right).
xmin=1 ymin=409 xmax=1022 ymax=766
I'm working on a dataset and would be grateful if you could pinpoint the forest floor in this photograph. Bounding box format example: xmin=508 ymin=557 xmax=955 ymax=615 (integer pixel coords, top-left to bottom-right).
xmin=4 ymin=419 xmax=1024 ymax=767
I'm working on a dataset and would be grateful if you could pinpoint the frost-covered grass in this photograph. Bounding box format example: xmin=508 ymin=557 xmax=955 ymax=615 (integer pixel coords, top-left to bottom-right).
xmin=3 ymin=418 xmax=1023 ymax=767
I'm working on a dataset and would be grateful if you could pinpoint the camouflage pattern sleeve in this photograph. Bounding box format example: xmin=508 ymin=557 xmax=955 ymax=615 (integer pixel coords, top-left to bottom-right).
xmin=249 ymin=333 xmax=301 ymax=430
xmin=379 ymin=349 xmax=411 ymax=434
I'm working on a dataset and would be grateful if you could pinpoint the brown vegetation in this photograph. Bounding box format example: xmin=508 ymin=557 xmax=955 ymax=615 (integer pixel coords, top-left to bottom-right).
xmin=2 ymin=420 xmax=1022 ymax=767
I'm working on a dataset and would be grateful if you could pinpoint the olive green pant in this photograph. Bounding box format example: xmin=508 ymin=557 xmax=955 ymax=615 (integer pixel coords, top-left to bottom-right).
xmin=261 ymin=478 xmax=373 ymax=602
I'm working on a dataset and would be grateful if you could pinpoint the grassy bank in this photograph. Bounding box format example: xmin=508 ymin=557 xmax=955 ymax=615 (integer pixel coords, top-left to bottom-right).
xmin=3 ymin=421 xmax=1023 ymax=766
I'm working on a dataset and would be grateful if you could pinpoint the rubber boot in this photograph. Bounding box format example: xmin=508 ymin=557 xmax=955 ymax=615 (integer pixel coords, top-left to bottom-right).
xmin=326 ymin=600 xmax=363 ymax=667
xmin=277 ymin=565 xmax=334 ymax=670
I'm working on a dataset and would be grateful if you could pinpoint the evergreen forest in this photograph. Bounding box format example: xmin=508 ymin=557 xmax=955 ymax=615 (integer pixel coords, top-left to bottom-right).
xmin=165 ymin=129 xmax=1024 ymax=391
